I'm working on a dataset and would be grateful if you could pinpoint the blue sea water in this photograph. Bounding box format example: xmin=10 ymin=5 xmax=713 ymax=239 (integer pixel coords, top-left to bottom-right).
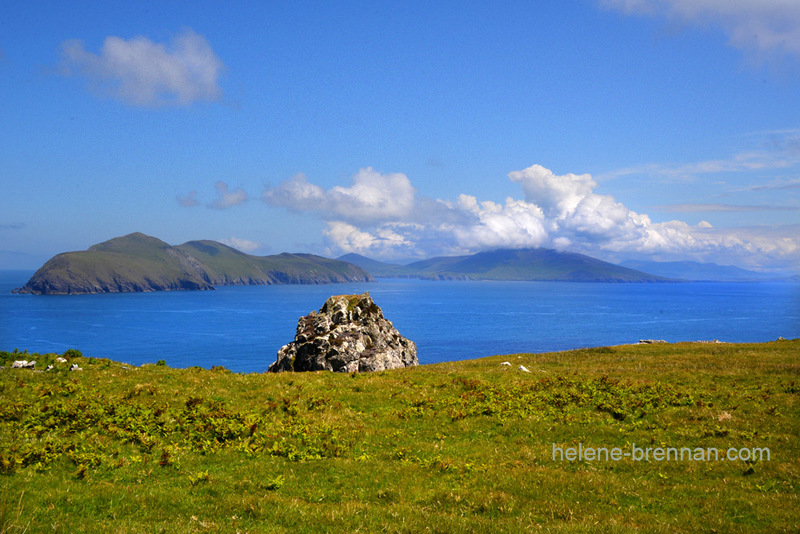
xmin=1 ymin=271 xmax=798 ymax=373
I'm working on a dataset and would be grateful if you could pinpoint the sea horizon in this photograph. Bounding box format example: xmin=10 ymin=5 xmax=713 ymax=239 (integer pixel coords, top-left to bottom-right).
xmin=3 ymin=272 xmax=798 ymax=373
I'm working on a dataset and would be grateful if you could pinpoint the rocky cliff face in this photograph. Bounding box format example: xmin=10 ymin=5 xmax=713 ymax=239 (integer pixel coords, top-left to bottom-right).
xmin=17 ymin=250 xmax=214 ymax=295
xmin=268 ymin=293 xmax=418 ymax=373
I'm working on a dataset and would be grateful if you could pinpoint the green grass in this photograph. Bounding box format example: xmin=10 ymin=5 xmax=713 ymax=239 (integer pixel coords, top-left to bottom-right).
xmin=1 ymin=340 xmax=798 ymax=532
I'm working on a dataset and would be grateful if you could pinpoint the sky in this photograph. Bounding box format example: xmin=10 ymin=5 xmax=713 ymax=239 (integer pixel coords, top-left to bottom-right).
xmin=2 ymin=0 xmax=799 ymax=272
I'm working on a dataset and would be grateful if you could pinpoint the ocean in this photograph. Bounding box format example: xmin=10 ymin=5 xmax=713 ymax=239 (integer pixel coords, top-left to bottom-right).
xmin=1 ymin=271 xmax=798 ymax=373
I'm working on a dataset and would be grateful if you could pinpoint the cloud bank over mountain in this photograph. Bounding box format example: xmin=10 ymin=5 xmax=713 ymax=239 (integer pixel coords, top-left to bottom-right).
xmin=262 ymin=164 xmax=800 ymax=270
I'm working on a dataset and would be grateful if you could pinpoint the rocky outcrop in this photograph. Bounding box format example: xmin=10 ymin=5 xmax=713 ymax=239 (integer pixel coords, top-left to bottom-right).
xmin=268 ymin=293 xmax=418 ymax=373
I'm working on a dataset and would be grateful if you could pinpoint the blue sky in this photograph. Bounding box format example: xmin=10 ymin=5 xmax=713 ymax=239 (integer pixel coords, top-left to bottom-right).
xmin=2 ymin=0 xmax=799 ymax=271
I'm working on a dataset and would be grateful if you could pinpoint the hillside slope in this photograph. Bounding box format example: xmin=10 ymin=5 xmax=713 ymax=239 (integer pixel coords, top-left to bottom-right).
xmin=350 ymin=248 xmax=670 ymax=282
xmin=16 ymin=233 xmax=372 ymax=295
xmin=336 ymin=253 xmax=406 ymax=278
xmin=620 ymin=259 xmax=791 ymax=282
xmin=1 ymin=340 xmax=798 ymax=532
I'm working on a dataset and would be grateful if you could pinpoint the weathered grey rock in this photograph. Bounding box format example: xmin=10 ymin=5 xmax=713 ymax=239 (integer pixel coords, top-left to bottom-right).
xmin=268 ymin=293 xmax=418 ymax=373
xmin=638 ymin=339 xmax=667 ymax=344
xmin=11 ymin=360 xmax=35 ymax=369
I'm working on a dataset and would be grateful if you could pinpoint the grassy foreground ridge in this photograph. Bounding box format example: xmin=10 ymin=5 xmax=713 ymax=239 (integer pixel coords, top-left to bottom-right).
xmin=1 ymin=341 xmax=798 ymax=533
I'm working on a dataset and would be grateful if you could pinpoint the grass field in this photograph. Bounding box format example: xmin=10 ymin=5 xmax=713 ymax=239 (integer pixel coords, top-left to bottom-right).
xmin=1 ymin=340 xmax=798 ymax=532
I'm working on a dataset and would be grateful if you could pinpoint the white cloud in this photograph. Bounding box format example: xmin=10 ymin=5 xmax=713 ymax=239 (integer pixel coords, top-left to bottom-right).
xmin=324 ymin=222 xmax=414 ymax=256
xmin=209 ymin=181 xmax=247 ymax=210
xmin=509 ymin=164 xmax=596 ymax=218
xmin=262 ymin=173 xmax=325 ymax=211
xmin=329 ymin=168 xmax=416 ymax=221
xmin=176 ymin=190 xmax=199 ymax=207
xmin=261 ymin=163 xmax=800 ymax=269
xmin=506 ymin=164 xmax=660 ymax=251
xmin=602 ymin=0 xmax=800 ymax=60
xmin=450 ymin=195 xmax=548 ymax=250
xmin=599 ymin=149 xmax=800 ymax=184
xmin=220 ymin=237 xmax=260 ymax=253
xmin=675 ymin=223 xmax=800 ymax=270
xmin=652 ymin=203 xmax=799 ymax=213
xmin=734 ymin=178 xmax=800 ymax=192
xmin=263 ymin=167 xmax=416 ymax=223
xmin=60 ymin=29 xmax=223 ymax=106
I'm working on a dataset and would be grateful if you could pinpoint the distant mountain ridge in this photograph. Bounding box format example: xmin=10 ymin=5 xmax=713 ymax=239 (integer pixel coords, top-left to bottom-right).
xmin=15 ymin=233 xmax=372 ymax=295
xmin=339 ymin=248 xmax=670 ymax=282
xmin=336 ymin=253 xmax=406 ymax=278
xmin=619 ymin=260 xmax=793 ymax=282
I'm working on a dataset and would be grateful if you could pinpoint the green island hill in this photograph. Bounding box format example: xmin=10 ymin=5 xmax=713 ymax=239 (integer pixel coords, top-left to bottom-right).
xmin=16 ymin=233 xmax=675 ymax=296
xmin=1 ymin=339 xmax=798 ymax=532
xmin=339 ymin=248 xmax=672 ymax=282
xmin=14 ymin=232 xmax=373 ymax=295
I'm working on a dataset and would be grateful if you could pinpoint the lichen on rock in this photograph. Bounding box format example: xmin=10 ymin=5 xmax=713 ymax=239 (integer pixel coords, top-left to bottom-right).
xmin=268 ymin=293 xmax=418 ymax=373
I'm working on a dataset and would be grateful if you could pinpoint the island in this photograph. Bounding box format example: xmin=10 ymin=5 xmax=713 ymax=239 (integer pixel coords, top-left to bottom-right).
xmin=16 ymin=234 xmax=679 ymax=295
xmin=14 ymin=232 xmax=373 ymax=295
xmin=339 ymin=248 xmax=670 ymax=282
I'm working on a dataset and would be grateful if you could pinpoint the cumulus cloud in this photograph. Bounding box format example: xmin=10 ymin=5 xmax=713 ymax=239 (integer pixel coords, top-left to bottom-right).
xmin=324 ymin=222 xmax=415 ymax=256
xmin=262 ymin=173 xmax=325 ymax=211
xmin=504 ymin=164 xmax=669 ymax=252
xmin=60 ymin=29 xmax=223 ymax=106
xmin=176 ymin=190 xmax=199 ymax=207
xmin=322 ymin=165 xmax=800 ymax=268
xmin=272 ymin=163 xmax=799 ymax=269
xmin=667 ymin=223 xmax=800 ymax=270
xmin=509 ymin=165 xmax=596 ymax=217
xmin=209 ymin=181 xmax=247 ymax=210
xmin=220 ymin=236 xmax=260 ymax=253
xmin=263 ymin=167 xmax=416 ymax=223
xmin=449 ymin=195 xmax=548 ymax=250
xmin=602 ymin=0 xmax=800 ymax=60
